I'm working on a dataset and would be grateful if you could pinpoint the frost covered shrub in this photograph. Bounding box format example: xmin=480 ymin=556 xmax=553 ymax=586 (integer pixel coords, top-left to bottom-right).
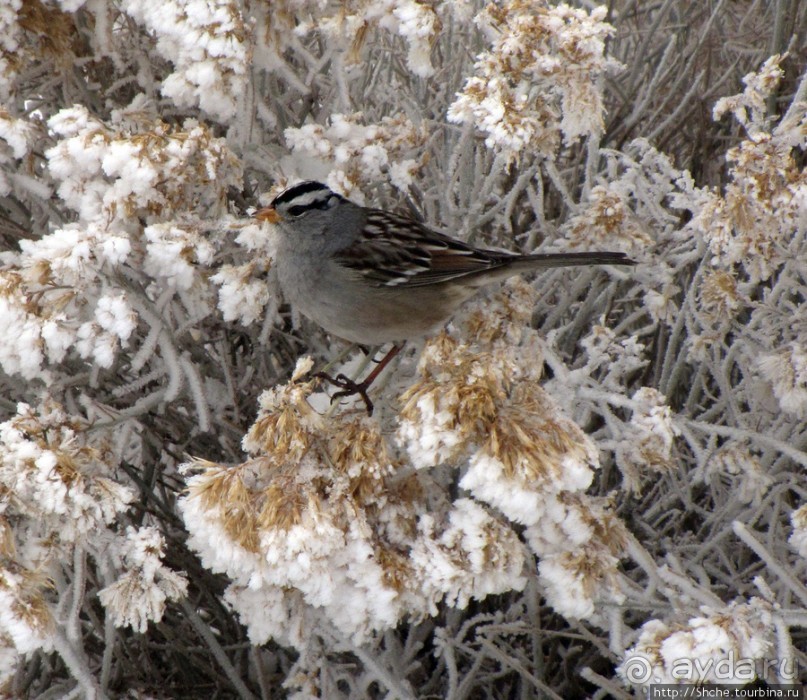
xmin=0 ymin=0 xmax=805 ymax=697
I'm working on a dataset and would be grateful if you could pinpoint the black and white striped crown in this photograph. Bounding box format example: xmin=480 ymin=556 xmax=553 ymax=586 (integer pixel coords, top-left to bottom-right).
xmin=271 ymin=181 xmax=344 ymax=216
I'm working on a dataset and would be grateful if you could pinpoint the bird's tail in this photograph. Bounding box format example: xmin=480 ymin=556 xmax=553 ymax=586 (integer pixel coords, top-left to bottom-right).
xmin=512 ymin=251 xmax=636 ymax=269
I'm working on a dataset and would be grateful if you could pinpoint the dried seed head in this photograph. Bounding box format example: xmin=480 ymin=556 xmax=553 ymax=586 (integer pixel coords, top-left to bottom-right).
xmin=699 ymin=269 xmax=742 ymax=316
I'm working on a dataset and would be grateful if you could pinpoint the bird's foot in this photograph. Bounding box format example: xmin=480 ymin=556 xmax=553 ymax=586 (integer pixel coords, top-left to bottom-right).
xmin=314 ymin=372 xmax=374 ymax=415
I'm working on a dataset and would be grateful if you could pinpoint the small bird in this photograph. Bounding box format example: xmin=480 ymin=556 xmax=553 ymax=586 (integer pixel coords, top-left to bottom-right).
xmin=256 ymin=180 xmax=634 ymax=412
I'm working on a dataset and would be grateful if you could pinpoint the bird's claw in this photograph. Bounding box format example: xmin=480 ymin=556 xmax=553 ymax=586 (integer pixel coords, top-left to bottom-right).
xmin=314 ymin=372 xmax=374 ymax=415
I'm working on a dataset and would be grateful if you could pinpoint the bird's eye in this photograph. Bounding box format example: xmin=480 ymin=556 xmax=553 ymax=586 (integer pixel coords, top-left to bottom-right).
xmin=287 ymin=205 xmax=310 ymax=217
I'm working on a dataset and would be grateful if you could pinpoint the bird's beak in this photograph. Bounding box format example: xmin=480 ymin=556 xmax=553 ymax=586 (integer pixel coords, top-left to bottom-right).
xmin=255 ymin=206 xmax=280 ymax=223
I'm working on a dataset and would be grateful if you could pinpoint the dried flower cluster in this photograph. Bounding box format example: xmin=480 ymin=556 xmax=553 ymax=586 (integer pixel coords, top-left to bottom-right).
xmin=400 ymin=284 xmax=627 ymax=620
xmin=0 ymin=1 xmax=21 ymax=101
xmin=565 ymin=185 xmax=653 ymax=252
xmin=256 ymin=0 xmax=442 ymax=82
xmin=0 ymin=104 xmax=241 ymax=382
xmin=46 ymin=103 xmax=241 ymax=224
xmin=282 ymin=113 xmax=427 ymax=199
xmin=448 ymin=1 xmax=619 ymax=159
xmin=98 ymin=526 xmax=188 ymax=633
xmin=180 ymin=356 xmax=527 ymax=651
xmin=0 ymin=400 xmax=132 ymax=670
xmin=790 ymin=505 xmax=807 ymax=560
xmin=0 ymin=109 xmax=37 ymax=197
xmin=619 ymin=599 xmax=785 ymax=685
xmin=121 ymin=0 xmax=250 ymax=121
xmin=690 ymin=56 xmax=805 ymax=282
xmin=615 ymin=386 xmax=679 ymax=490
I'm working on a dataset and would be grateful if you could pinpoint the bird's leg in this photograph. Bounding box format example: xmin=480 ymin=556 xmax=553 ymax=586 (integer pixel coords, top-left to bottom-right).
xmin=315 ymin=343 xmax=403 ymax=415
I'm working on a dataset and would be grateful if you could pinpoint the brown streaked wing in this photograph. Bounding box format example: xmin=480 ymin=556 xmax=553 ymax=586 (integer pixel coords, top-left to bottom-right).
xmin=334 ymin=209 xmax=507 ymax=287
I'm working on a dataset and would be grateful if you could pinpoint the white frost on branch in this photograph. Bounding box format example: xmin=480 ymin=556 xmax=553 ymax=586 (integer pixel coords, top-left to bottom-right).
xmin=120 ymin=0 xmax=249 ymax=121
xmin=757 ymin=344 xmax=807 ymax=418
xmin=144 ymin=223 xmax=215 ymax=290
xmin=789 ymin=505 xmax=807 ymax=560
xmin=179 ymin=369 xmax=529 ymax=648
xmin=283 ymin=113 xmax=426 ymax=198
xmin=99 ymin=526 xmax=188 ymax=633
xmin=619 ymin=599 xmax=777 ymax=686
xmin=0 ymin=401 xmax=134 ymax=541
xmin=448 ymin=2 xmax=619 ymax=160
xmin=0 ymin=399 xmax=135 ymax=662
xmin=0 ymin=1 xmax=22 ymax=101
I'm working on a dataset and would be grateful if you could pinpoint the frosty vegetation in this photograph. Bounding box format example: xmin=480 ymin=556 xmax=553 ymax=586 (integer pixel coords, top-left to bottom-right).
xmin=0 ymin=0 xmax=805 ymax=698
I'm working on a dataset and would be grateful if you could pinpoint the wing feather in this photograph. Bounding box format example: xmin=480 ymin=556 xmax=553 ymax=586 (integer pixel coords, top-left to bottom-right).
xmin=334 ymin=210 xmax=509 ymax=288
